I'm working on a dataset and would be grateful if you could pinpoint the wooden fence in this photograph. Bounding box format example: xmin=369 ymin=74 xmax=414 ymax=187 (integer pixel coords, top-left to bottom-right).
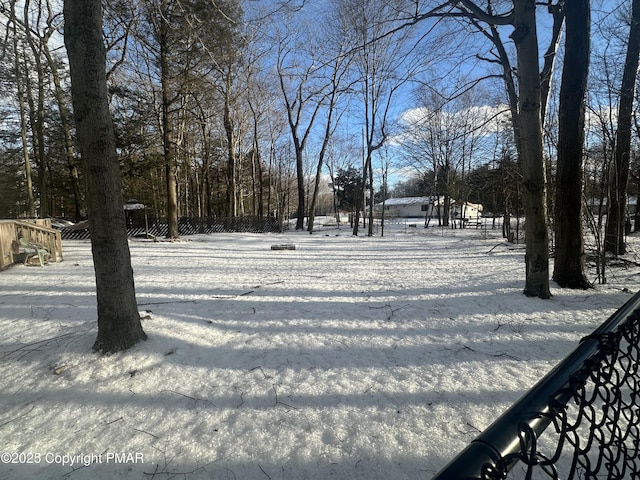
xmin=0 ymin=219 xmax=63 ymax=270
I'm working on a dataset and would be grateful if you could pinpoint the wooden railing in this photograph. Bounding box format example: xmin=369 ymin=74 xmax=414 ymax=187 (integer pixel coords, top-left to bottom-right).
xmin=0 ymin=221 xmax=16 ymax=270
xmin=0 ymin=219 xmax=63 ymax=270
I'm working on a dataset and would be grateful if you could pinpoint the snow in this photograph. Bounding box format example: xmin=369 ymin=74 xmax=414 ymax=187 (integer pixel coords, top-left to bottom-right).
xmin=1 ymin=222 xmax=638 ymax=480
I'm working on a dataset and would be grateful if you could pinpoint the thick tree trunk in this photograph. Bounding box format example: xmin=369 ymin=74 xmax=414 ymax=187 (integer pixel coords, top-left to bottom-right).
xmin=553 ymin=0 xmax=591 ymax=289
xmin=512 ymin=0 xmax=551 ymax=298
xmin=64 ymin=0 xmax=146 ymax=352
xmin=164 ymin=160 xmax=179 ymax=238
xmin=606 ymin=0 xmax=640 ymax=255
xmin=159 ymin=0 xmax=179 ymax=239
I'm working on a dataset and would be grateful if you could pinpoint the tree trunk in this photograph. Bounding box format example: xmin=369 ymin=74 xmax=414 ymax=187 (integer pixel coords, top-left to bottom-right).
xmin=552 ymin=0 xmax=591 ymax=289
xmin=307 ymin=156 xmax=324 ymax=234
xmin=17 ymin=79 xmax=36 ymax=217
xmin=308 ymin=92 xmax=339 ymax=234
xmin=606 ymin=0 xmax=640 ymax=255
xmin=367 ymin=154 xmax=374 ymax=236
xmin=482 ymin=14 xmax=561 ymax=282
xmin=223 ymin=81 xmax=238 ymax=218
xmin=11 ymin=15 xmax=36 ymax=217
xmin=248 ymin=97 xmax=265 ymax=218
xmin=512 ymin=0 xmax=551 ymax=298
xmin=295 ymin=145 xmax=305 ymax=230
xmin=352 ymin=159 xmax=368 ymax=236
xmin=64 ymin=0 xmax=147 ymax=352
xmin=43 ymin=39 xmax=83 ymax=221
xmin=160 ymin=0 xmax=180 ymax=239
xmin=539 ymin=4 xmax=565 ymax=123
xmin=23 ymin=0 xmax=49 ymax=217
xmin=164 ymin=161 xmax=179 ymax=236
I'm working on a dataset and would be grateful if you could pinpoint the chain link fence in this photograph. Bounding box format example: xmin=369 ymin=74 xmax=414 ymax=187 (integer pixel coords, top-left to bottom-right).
xmin=432 ymin=291 xmax=640 ymax=480
xmin=60 ymin=216 xmax=282 ymax=240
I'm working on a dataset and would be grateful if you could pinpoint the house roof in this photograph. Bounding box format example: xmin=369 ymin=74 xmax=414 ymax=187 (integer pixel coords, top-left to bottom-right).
xmin=377 ymin=197 xmax=483 ymax=211
xmin=378 ymin=197 xmax=431 ymax=206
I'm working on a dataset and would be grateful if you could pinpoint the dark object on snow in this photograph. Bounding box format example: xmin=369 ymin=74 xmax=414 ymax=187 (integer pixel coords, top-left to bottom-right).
xmin=271 ymin=244 xmax=296 ymax=250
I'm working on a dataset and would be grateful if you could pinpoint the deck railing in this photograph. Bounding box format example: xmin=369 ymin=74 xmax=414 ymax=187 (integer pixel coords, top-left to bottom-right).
xmin=0 ymin=219 xmax=63 ymax=270
xmin=431 ymin=291 xmax=640 ymax=480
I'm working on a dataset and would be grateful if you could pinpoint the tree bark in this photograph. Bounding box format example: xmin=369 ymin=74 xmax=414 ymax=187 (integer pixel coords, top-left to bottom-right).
xmin=462 ymin=3 xmax=561 ymax=296
xmin=64 ymin=0 xmax=147 ymax=353
xmin=223 ymin=81 xmax=238 ymax=217
xmin=43 ymin=38 xmax=83 ymax=221
xmin=553 ymin=0 xmax=592 ymax=289
xmin=539 ymin=3 xmax=565 ymax=123
xmin=512 ymin=0 xmax=551 ymax=298
xmin=23 ymin=0 xmax=49 ymax=217
xmin=605 ymin=0 xmax=640 ymax=255
xmin=294 ymin=145 xmax=305 ymax=230
xmin=159 ymin=0 xmax=180 ymax=239
xmin=11 ymin=13 xmax=36 ymax=217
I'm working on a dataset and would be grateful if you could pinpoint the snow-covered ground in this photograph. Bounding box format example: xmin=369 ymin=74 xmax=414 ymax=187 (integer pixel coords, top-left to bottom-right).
xmin=1 ymin=221 xmax=639 ymax=480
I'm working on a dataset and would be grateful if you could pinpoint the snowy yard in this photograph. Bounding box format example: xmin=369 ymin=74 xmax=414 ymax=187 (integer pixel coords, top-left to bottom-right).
xmin=1 ymin=223 xmax=639 ymax=479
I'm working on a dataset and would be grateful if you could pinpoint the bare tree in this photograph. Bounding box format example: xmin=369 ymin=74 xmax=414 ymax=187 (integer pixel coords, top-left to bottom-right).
xmin=307 ymin=16 xmax=353 ymax=234
xmin=7 ymin=4 xmax=36 ymax=217
xmin=64 ymin=0 xmax=146 ymax=352
xmin=605 ymin=0 xmax=640 ymax=255
xmin=434 ymin=0 xmax=558 ymax=298
xmin=22 ymin=0 xmax=50 ymax=217
xmin=553 ymin=0 xmax=592 ymax=289
xmin=510 ymin=0 xmax=551 ymax=298
xmin=275 ymin=15 xmax=328 ymax=230
xmin=41 ymin=2 xmax=83 ymax=221
xmin=246 ymin=62 xmax=285 ymax=218
xmin=198 ymin=0 xmax=245 ymax=218
xmin=339 ymin=0 xmax=413 ymax=236
xmin=137 ymin=0 xmax=182 ymax=238
xmin=398 ymin=89 xmax=490 ymax=228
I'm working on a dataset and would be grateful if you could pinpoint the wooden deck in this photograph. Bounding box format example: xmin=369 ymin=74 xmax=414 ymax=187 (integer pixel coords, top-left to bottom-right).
xmin=0 ymin=219 xmax=63 ymax=270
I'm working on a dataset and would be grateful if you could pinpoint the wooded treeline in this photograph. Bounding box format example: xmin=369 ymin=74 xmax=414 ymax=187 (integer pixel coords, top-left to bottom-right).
xmin=1 ymin=0 xmax=640 ymax=298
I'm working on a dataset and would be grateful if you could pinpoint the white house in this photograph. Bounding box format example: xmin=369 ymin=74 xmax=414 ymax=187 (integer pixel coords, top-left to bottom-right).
xmin=451 ymin=200 xmax=483 ymax=222
xmin=374 ymin=196 xmax=483 ymax=222
xmin=375 ymin=196 xmax=434 ymax=218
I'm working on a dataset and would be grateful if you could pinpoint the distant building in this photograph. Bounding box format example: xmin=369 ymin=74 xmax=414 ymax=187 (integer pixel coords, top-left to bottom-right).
xmin=375 ymin=196 xmax=435 ymax=218
xmin=374 ymin=196 xmax=483 ymax=222
xmin=451 ymin=200 xmax=483 ymax=222
xmin=586 ymin=197 xmax=637 ymax=216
